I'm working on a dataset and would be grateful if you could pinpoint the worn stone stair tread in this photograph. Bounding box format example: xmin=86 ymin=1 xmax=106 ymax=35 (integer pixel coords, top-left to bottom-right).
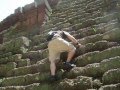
xmin=0 ymin=0 xmax=120 ymax=89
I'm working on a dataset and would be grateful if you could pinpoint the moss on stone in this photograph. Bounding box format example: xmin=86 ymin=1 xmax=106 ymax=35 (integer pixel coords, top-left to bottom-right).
xmin=102 ymin=68 xmax=120 ymax=85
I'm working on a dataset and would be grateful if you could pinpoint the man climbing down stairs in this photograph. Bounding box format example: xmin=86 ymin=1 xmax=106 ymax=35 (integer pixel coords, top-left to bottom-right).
xmin=46 ymin=29 xmax=81 ymax=82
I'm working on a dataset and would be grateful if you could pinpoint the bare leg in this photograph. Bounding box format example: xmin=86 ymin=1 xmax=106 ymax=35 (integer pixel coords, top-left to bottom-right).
xmin=66 ymin=48 xmax=76 ymax=62
xmin=50 ymin=61 xmax=56 ymax=76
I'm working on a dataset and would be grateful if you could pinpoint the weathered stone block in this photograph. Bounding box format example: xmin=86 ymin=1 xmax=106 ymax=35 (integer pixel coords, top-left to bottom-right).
xmin=32 ymin=34 xmax=46 ymax=45
xmin=16 ymin=58 xmax=30 ymax=67
xmin=2 ymin=36 xmax=30 ymax=54
xmin=6 ymin=66 xmax=31 ymax=77
xmin=57 ymin=76 xmax=93 ymax=90
xmin=6 ymin=58 xmax=49 ymax=77
xmin=31 ymin=42 xmax=48 ymax=51
xmin=76 ymin=46 xmax=120 ymax=66
xmin=25 ymin=83 xmax=53 ymax=90
xmin=65 ymin=63 xmax=101 ymax=78
xmin=0 ymin=52 xmax=12 ymax=59
xmin=100 ymin=56 xmax=120 ymax=72
xmin=102 ymin=68 xmax=120 ymax=85
xmin=96 ymin=12 xmax=118 ymax=24
xmin=25 ymin=83 xmax=40 ymax=90
xmin=65 ymin=56 xmax=120 ymax=79
xmin=0 ymin=86 xmax=25 ymax=90
xmin=23 ymin=51 xmax=41 ymax=60
xmin=93 ymin=79 xmax=102 ymax=89
xmin=1 ymin=76 xmax=25 ymax=86
xmin=0 ymin=62 xmax=16 ymax=77
xmin=102 ymin=28 xmax=120 ymax=42
xmin=0 ymin=54 xmax=22 ymax=64
xmin=99 ymin=83 xmax=120 ymax=90
xmin=79 ymin=34 xmax=102 ymax=45
xmin=23 ymin=49 xmax=48 ymax=63
xmin=76 ymin=51 xmax=100 ymax=66
xmin=25 ymin=73 xmax=40 ymax=85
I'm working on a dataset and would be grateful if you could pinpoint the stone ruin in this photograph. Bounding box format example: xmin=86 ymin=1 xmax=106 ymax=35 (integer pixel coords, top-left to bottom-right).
xmin=0 ymin=0 xmax=120 ymax=90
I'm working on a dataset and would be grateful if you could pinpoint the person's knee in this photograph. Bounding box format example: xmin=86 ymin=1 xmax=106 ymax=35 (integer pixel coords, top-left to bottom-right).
xmin=70 ymin=46 xmax=76 ymax=53
xmin=50 ymin=60 xmax=55 ymax=65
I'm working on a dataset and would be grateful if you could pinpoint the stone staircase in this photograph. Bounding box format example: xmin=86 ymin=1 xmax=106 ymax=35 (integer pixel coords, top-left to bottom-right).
xmin=0 ymin=0 xmax=120 ymax=90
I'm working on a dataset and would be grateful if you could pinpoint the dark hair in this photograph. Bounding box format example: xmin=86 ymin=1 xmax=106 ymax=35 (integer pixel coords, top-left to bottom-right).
xmin=46 ymin=31 xmax=55 ymax=41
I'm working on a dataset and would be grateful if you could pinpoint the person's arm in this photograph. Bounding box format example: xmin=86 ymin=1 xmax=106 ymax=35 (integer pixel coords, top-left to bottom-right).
xmin=63 ymin=31 xmax=81 ymax=47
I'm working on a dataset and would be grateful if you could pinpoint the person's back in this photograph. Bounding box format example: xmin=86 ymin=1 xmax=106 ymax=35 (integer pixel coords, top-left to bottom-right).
xmin=46 ymin=30 xmax=67 ymax=41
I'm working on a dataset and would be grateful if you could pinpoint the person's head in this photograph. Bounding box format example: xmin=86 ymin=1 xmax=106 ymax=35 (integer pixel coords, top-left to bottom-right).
xmin=46 ymin=31 xmax=54 ymax=41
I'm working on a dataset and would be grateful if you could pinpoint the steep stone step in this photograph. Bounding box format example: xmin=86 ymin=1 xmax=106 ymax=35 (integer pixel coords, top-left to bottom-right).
xmin=0 ymin=83 xmax=54 ymax=90
xmin=53 ymin=7 xmax=100 ymax=22
xmin=99 ymin=83 xmax=120 ymax=90
xmin=55 ymin=0 xmax=104 ymax=15
xmin=0 ymin=36 xmax=30 ymax=54
xmin=71 ymin=12 xmax=102 ymax=25
xmin=72 ymin=21 xmax=118 ymax=39
xmin=50 ymin=0 xmax=118 ymax=29
xmin=30 ymin=29 xmax=119 ymax=50
xmin=51 ymin=17 xmax=117 ymax=35
xmin=7 ymin=41 xmax=118 ymax=76
xmin=92 ymin=19 xmax=119 ymax=33
xmin=1 ymin=57 xmax=120 ymax=86
xmin=0 ymin=54 xmax=22 ymax=64
xmin=16 ymin=58 xmax=30 ymax=68
xmin=0 ymin=53 xmax=30 ymax=68
xmin=30 ymin=42 xmax=48 ymax=51
xmin=31 ymin=34 xmax=47 ymax=45
xmin=59 ymin=11 xmax=118 ymax=29
xmin=22 ymin=49 xmax=48 ymax=64
xmin=53 ymin=1 xmax=109 ymax=20
xmin=29 ymin=40 xmax=119 ymax=63
xmin=0 ymin=71 xmax=55 ymax=87
xmin=6 ymin=58 xmax=49 ymax=77
xmin=71 ymin=12 xmax=118 ymax=30
xmin=61 ymin=40 xmax=119 ymax=61
xmin=78 ymin=28 xmax=120 ymax=45
xmin=78 ymin=34 xmax=103 ymax=45
xmin=80 ymin=19 xmax=118 ymax=33
xmin=0 ymin=72 xmax=93 ymax=90
xmin=0 ymin=62 xmax=16 ymax=77
xmin=65 ymin=56 xmax=120 ymax=78
xmin=43 ymin=25 xmax=119 ymax=46
xmin=50 ymin=10 xmax=119 ymax=33
xmin=102 ymin=28 xmax=120 ymax=42
xmin=59 ymin=0 xmax=118 ymax=15
xmin=25 ymin=83 xmax=54 ymax=90
xmin=49 ymin=12 xmax=117 ymax=32
xmin=102 ymin=68 xmax=120 ymax=85
xmin=31 ymin=22 xmax=119 ymax=50
xmin=0 ymin=86 xmax=26 ymax=90
xmin=0 ymin=52 xmax=12 ymax=59
xmin=95 ymin=12 xmax=119 ymax=24
xmin=35 ymin=26 xmax=120 ymax=50
xmin=0 ymin=73 xmax=41 ymax=86
xmin=76 ymin=46 xmax=120 ymax=67
xmin=56 ymin=76 xmax=93 ymax=90
xmin=7 ymin=40 xmax=118 ymax=77
xmin=2 ymin=55 xmax=119 ymax=87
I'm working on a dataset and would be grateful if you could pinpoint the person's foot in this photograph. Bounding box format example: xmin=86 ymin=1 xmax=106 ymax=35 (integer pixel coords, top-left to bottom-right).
xmin=63 ymin=62 xmax=76 ymax=71
xmin=49 ymin=75 xmax=58 ymax=82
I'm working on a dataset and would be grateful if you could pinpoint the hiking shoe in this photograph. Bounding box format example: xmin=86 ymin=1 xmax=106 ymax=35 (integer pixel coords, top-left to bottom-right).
xmin=63 ymin=62 xmax=76 ymax=71
xmin=49 ymin=75 xmax=58 ymax=82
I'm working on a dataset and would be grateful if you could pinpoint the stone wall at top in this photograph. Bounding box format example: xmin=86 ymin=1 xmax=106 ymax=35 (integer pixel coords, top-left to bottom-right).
xmin=0 ymin=0 xmax=59 ymax=33
xmin=0 ymin=0 xmax=59 ymax=44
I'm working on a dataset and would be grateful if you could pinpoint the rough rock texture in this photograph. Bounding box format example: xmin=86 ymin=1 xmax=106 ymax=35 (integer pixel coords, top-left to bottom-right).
xmin=0 ymin=0 xmax=120 ymax=90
